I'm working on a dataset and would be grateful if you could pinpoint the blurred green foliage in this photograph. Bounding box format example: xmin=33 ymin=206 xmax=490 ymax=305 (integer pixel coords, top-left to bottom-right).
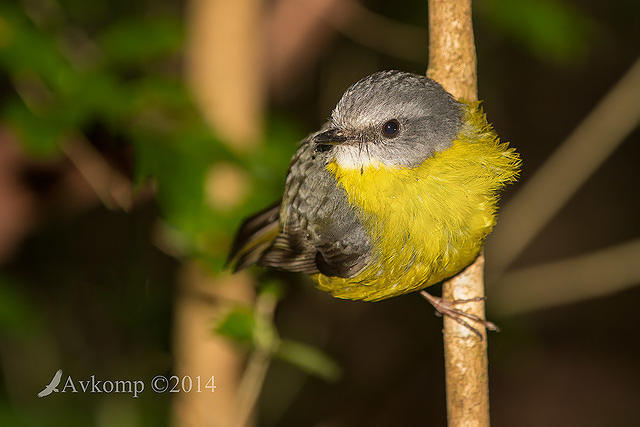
xmin=216 ymin=306 xmax=257 ymax=346
xmin=216 ymin=284 xmax=341 ymax=382
xmin=0 ymin=275 xmax=40 ymax=337
xmin=276 ymin=339 xmax=341 ymax=382
xmin=479 ymin=0 xmax=596 ymax=65
xmin=0 ymin=1 xmax=298 ymax=270
xmin=99 ymin=17 xmax=183 ymax=65
xmin=0 ymin=3 xmax=339 ymax=425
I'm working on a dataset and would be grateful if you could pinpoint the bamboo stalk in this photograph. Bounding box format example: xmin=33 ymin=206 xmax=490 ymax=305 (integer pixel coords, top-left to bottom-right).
xmin=427 ymin=1 xmax=490 ymax=426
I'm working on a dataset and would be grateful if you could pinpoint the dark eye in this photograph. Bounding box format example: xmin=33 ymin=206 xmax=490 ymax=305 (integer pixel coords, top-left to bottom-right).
xmin=382 ymin=119 xmax=400 ymax=138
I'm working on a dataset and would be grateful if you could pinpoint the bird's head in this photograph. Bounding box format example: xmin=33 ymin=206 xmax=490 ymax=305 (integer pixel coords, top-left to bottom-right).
xmin=312 ymin=70 xmax=464 ymax=169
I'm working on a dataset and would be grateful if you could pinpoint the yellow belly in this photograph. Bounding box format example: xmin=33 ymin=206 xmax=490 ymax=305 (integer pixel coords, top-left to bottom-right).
xmin=313 ymin=104 xmax=520 ymax=301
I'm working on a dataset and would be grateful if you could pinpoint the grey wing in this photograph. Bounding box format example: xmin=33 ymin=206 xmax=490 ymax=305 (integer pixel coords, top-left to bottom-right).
xmin=258 ymin=139 xmax=372 ymax=278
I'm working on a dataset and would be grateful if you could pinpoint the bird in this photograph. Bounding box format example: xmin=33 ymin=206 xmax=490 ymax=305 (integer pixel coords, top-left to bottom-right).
xmin=227 ymin=70 xmax=519 ymax=330
xmin=38 ymin=369 xmax=63 ymax=397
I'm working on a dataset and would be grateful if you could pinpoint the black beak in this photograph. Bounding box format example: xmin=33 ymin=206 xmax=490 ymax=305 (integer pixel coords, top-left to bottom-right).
xmin=312 ymin=128 xmax=348 ymax=145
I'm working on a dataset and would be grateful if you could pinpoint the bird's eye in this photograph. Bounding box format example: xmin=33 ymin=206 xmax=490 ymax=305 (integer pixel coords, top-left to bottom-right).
xmin=382 ymin=119 xmax=400 ymax=138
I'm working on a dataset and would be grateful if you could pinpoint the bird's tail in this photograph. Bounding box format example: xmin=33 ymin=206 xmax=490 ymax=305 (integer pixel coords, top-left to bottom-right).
xmin=226 ymin=201 xmax=281 ymax=272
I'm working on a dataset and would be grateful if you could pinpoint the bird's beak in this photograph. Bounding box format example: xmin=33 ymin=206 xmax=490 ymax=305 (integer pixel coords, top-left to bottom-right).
xmin=312 ymin=128 xmax=349 ymax=145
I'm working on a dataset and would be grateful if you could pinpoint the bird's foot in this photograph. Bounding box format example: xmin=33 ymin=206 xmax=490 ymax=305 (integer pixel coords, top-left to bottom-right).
xmin=420 ymin=291 xmax=499 ymax=339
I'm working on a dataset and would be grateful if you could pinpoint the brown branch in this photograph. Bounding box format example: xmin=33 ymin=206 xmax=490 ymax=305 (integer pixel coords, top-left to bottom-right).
xmin=441 ymin=255 xmax=490 ymax=426
xmin=427 ymin=0 xmax=477 ymax=101
xmin=427 ymin=1 xmax=490 ymax=426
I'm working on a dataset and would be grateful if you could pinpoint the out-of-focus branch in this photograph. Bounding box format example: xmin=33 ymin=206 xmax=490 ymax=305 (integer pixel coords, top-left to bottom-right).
xmin=175 ymin=1 xmax=263 ymax=426
xmin=267 ymin=0 xmax=428 ymax=91
xmin=61 ymin=137 xmax=133 ymax=211
xmin=11 ymin=70 xmax=136 ymax=213
xmin=491 ymin=239 xmax=640 ymax=316
xmin=267 ymin=0 xmax=343 ymax=90
xmin=329 ymin=0 xmax=427 ymax=64
xmin=186 ymin=0 xmax=264 ymax=152
xmin=232 ymin=291 xmax=278 ymax=427
xmin=172 ymin=267 xmax=255 ymax=427
xmin=487 ymin=58 xmax=640 ymax=279
xmin=427 ymin=1 xmax=490 ymax=426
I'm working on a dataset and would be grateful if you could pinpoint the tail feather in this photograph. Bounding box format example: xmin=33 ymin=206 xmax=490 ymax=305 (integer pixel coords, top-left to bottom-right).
xmin=227 ymin=202 xmax=281 ymax=271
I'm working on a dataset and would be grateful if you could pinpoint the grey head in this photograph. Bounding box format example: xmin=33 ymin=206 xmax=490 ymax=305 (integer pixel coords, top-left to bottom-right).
xmin=312 ymin=70 xmax=464 ymax=169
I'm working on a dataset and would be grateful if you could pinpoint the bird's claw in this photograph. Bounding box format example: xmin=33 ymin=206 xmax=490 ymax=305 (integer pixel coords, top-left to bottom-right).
xmin=420 ymin=290 xmax=499 ymax=339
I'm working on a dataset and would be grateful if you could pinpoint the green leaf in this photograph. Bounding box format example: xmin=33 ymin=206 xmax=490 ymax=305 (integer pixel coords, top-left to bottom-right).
xmin=480 ymin=0 xmax=596 ymax=64
xmin=3 ymin=99 xmax=67 ymax=157
xmin=276 ymin=339 xmax=341 ymax=382
xmin=257 ymin=279 xmax=284 ymax=300
xmin=99 ymin=17 xmax=183 ymax=66
xmin=0 ymin=276 xmax=40 ymax=336
xmin=215 ymin=306 xmax=255 ymax=345
xmin=0 ymin=6 xmax=77 ymax=94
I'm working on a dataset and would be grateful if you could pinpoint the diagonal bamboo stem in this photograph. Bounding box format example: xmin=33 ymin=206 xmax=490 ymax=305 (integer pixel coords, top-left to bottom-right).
xmin=427 ymin=0 xmax=490 ymax=426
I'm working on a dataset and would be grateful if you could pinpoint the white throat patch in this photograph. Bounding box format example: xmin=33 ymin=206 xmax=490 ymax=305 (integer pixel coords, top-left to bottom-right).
xmin=332 ymin=145 xmax=384 ymax=170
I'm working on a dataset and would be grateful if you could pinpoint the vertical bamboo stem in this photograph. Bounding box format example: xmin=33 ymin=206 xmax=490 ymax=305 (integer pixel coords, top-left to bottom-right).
xmin=427 ymin=1 xmax=490 ymax=426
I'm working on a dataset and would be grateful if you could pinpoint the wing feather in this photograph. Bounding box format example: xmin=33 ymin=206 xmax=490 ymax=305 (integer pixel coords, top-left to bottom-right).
xmin=226 ymin=202 xmax=281 ymax=271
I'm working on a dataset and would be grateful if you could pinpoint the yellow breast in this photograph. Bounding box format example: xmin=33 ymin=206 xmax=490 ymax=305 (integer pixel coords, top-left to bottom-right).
xmin=312 ymin=103 xmax=520 ymax=301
